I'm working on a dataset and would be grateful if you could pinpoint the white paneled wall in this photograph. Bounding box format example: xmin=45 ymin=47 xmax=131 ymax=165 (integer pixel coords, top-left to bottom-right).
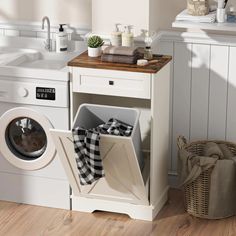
xmin=156 ymin=33 xmax=236 ymax=175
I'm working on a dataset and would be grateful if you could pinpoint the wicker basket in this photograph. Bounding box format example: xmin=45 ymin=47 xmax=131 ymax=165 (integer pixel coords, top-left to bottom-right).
xmin=177 ymin=136 xmax=236 ymax=219
xmin=187 ymin=0 xmax=209 ymax=16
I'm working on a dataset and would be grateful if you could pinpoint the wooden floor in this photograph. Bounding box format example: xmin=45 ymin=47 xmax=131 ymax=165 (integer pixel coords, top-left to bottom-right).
xmin=0 ymin=189 xmax=235 ymax=236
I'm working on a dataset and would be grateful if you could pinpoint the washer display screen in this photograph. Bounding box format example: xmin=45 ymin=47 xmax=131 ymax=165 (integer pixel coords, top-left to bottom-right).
xmin=6 ymin=117 xmax=47 ymax=160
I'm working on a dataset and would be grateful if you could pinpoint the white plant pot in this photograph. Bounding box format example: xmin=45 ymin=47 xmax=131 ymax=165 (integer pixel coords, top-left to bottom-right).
xmin=88 ymin=47 xmax=102 ymax=57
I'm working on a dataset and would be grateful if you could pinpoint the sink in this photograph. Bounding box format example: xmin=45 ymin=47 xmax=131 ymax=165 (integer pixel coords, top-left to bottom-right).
xmin=6 ymin=52 xmax=68 ymax=70
xmin=0 ymin=47 xmax=38 ymax=66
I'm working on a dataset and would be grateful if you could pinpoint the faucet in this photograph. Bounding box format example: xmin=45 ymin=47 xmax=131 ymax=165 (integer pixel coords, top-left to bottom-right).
xmin=42 ymin=16 xmax=51 ymax=51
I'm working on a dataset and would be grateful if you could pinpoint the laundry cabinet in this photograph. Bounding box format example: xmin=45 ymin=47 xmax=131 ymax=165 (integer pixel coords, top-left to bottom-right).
xmin=50 ymin=52 xmax=172 ymax=221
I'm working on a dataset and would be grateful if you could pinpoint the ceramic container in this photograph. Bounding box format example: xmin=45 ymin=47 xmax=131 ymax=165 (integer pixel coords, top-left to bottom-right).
xmin=88 ymin=47 xmax=102 ymax=57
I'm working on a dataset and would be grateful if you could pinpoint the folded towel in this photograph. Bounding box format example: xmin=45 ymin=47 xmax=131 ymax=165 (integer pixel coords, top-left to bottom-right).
xmin=103 ymin=46 xmax=139 ymax=56
xmin=219 ymin=144 xmax=234 ymax=159
xmin=203 ymin=142 xmax=224 ymax=159
xmin=176 ymin=9 xmax=216 ymax=23
xmin=101 ymin=54 xmax=140 ymax=64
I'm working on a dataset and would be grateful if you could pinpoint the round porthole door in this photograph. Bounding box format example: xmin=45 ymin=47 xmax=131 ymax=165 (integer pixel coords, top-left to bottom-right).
xmin=0 ymin=107 xmax=56 ymax=170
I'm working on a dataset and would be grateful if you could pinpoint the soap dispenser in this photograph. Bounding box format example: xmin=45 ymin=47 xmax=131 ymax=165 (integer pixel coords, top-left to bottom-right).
xmin=122 ymin=25 xmax=134 ymax=47
xmin=56 ymin=24 xmax=68 ymax=53
xmin=111 ymin=23 xmax=122 ymax=46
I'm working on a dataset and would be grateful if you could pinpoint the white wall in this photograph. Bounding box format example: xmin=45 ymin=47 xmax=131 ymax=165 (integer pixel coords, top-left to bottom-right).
xmin=92 ymin=0 xmax=150 ymax=36
xmin=0 ymin=0 xmax=92 ymax=28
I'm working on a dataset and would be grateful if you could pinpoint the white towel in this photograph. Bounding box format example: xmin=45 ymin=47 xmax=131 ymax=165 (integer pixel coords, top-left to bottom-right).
xmin=176 ymin=9 xmax=216 ymax=23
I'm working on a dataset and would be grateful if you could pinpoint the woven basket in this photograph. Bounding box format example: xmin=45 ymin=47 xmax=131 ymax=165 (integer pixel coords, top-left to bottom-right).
xmin=177 ymin=136 xmax=236 ymax=219
xmin=187 ymin=0 xmax=209 ymax=16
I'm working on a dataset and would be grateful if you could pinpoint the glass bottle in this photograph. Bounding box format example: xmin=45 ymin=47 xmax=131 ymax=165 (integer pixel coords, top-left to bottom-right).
xmin=144 ymin=31 xmax=153 ymax=60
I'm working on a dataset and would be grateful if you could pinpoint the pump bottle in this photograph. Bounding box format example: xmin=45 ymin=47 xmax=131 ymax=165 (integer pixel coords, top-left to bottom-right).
xmin=122 ymin=25 xmax=134 ymax=47
xmin=111 ymin=23 xmax=122 ymax=46
xmin=56 ymin=24 xmax=68 ymax=53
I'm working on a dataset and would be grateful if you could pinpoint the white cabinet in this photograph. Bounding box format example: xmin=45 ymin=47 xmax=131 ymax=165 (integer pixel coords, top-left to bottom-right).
xmin=50 ymin=61 xmax=171 ymax=221
xmin=72 ymin=67 xmax=151 ymax=99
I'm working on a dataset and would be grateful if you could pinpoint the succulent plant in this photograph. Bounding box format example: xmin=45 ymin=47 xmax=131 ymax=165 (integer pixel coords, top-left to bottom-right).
xmin=87 ymin=35 xmax=104 ymax=48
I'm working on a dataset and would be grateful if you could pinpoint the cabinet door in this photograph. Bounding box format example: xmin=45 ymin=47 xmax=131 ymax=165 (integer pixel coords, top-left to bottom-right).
xmin=50 ymin=129 xmax=149 ymax=205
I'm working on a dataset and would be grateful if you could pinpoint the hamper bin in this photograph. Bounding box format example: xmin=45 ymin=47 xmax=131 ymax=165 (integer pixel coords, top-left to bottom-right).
xmin=73 ymin=103 xmax=144 ymax=169
xmin=177 ymin=136 xmax=236 ymax=219
xmin=50 ymin=103 xmax=149 ymax=206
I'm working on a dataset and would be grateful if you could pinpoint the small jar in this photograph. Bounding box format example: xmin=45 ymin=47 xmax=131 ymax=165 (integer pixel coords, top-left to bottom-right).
xmin=144 ymin=46 xmax=153 ymax=60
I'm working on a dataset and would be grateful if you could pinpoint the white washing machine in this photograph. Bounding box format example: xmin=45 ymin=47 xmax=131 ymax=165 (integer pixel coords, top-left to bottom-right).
xmin=0 ymin=76 xmax=70 ymax=209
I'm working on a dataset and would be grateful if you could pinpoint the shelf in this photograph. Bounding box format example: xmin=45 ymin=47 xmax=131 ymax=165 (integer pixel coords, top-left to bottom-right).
xmin=172 ymin=21 xmax=236 ymax=32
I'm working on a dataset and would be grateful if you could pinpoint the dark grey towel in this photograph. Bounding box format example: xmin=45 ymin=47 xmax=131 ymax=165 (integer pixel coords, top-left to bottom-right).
xmin=101 ymin=54 xmax=140 ymax=64
xmin=103 ymin=46 xmax=139 ymax=56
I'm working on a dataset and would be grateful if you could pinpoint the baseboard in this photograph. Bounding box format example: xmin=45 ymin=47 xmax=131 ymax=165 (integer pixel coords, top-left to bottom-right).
xmin=71 ymin=186 xmax=169 ymax=221
xmin=168 ymin=171 xmax=179 ymax=188
xmin=152 ymin=186 xmax=169 ymax=219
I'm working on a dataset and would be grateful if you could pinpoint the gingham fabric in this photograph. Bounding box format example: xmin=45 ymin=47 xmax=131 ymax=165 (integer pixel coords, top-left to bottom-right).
xmin=72 ymin=118 xmax=133 ymax=185
xmin=97 ymin=118 xmax=133 ymax=137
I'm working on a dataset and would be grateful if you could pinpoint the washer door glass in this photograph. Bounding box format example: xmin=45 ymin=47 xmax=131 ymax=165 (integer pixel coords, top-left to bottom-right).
xmin=6 ymin=117 xmax=47 ymax=160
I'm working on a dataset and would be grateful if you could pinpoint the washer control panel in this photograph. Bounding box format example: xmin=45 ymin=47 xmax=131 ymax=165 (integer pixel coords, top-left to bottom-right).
xmin=0 ymin=80 xmax=68 ymax=108
xmin=36 ymin=87 xmax=56 ymax=100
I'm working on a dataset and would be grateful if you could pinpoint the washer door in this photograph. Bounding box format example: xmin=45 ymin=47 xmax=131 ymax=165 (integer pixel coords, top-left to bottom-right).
xmin=0 ymin=107 xmax=56 ymax=170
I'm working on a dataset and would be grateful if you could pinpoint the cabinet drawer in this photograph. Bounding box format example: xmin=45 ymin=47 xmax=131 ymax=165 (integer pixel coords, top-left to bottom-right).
xmin=72 ymin=67 xmax=151 ymax=99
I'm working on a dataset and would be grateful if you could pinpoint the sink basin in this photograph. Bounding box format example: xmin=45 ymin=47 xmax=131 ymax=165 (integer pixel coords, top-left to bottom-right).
xmin=0 ymin=47 xmax=38 ymax=66
xmin=7 ymin=52 xmax=68 ymax=70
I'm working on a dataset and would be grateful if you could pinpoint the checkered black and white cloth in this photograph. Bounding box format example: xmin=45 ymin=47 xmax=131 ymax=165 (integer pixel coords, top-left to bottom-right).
xmin=97 ymin=118 xmax=133 ymax=137
xmin=72 ymin=118 xmax=133 ymax=185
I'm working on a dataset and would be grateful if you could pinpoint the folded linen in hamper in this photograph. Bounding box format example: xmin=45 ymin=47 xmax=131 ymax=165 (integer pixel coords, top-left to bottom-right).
xmin=203 ymin=142 xmax=224 ymax=159
xmin=72 ymin=118 xmax=133 ymax=185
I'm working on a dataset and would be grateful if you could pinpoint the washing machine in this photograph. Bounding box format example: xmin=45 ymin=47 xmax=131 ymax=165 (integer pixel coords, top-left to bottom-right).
xmin=0 ymin=75 xmax=71 ymax=209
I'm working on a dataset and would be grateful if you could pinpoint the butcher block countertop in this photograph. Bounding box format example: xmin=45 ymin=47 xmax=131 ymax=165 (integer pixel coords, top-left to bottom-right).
xmin=68 ymin=51 xmax=172 ymax=74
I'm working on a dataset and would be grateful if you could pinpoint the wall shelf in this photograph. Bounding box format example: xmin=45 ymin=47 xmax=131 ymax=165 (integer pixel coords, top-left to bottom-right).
xmin=172 ymin=21 xmax=236 ymax=32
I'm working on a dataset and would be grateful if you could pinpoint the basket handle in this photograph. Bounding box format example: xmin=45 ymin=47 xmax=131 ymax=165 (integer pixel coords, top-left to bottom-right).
xmin=177 ymin=136 xmax=187 ymax=150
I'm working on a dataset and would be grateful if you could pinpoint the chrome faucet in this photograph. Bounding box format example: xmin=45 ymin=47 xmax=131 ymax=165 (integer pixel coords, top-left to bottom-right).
xmin=42 ymin=16 xmax=51 ymax=51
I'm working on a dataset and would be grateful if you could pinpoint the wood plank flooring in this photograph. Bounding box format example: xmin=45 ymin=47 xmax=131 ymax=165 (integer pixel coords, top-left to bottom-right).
xmin=0 ymin=189 xmax=235 ymax=236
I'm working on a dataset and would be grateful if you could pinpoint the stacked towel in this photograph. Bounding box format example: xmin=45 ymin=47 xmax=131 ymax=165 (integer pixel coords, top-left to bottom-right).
xmin=101 ymin=46 xmax=142 ymax=64
xmin=176 ymin=9 xmax=216 ymax=23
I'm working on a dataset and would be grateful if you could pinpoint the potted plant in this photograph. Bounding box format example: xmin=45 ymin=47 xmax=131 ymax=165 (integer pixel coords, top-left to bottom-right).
xmin=87 ymin=35 xmax=104 ymax=57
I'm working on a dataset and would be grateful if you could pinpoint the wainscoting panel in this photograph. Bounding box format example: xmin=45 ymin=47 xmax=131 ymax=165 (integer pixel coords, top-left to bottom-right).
xmin=190 ymin=44 xmax=210 ymax=141
xmin=208 ymin=45 xmax=229 ymax=140
xmin=226 ymin=46 xmax=236 ymax=141
xmin=171 ymin=43 xmax=192 ymax=171
xmin=157 ymin=32 xmax=236 ymax=178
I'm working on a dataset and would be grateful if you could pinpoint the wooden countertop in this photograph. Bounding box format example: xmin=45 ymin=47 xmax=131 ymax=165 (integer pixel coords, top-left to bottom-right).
xmin=68 ymin=51 xmax=172 ymax=74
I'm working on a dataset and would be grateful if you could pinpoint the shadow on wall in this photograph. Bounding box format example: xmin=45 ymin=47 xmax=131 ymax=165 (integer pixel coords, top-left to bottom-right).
xmin=168 ymin=33 xmax=236 ymax=173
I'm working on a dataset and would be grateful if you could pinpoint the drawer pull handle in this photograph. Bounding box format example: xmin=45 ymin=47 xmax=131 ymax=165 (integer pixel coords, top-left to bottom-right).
xmin=109 ymin=81 xmax=114 ymax=85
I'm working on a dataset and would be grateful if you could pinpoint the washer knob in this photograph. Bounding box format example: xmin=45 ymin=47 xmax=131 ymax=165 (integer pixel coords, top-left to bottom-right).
xmin=18 ymin=87 xmax=28 ymax=97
